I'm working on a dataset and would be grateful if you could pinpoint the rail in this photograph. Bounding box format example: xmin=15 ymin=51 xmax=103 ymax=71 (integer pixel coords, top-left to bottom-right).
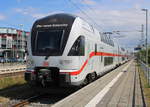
xmin=12 ymin=94 xmax=43 ymax=107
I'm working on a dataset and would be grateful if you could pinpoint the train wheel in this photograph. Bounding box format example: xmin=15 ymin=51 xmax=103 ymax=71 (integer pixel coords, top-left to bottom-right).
xmin=83 ymin=77 xmax=88 ymax=86
xmin=91 ymin=72 xmax=97 ymax=81
xmin=94 ymin=72 xmax=97 ymax=80
xmin=87 ymin=74 xmax=93 ymax=83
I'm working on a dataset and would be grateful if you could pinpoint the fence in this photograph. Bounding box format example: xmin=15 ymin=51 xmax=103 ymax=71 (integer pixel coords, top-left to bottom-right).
xmin=0 ymin=63 xmax=26 ymax=74
xmin=139 ymin=61 xmax=150 ymax=86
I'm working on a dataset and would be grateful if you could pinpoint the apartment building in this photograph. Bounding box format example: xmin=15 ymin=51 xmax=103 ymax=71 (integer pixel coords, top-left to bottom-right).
xmin=0 ymin=27 xmax=29 ymax=61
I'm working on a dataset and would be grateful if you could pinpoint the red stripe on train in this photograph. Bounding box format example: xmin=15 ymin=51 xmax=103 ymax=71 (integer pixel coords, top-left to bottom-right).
xmin=69 ymin=51 xmax=127 ymax=75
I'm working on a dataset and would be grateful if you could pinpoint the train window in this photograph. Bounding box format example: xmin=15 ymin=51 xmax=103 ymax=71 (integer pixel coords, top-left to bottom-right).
xmin=104 ymin=57 xmax=113 ymax=66
xmin=101 ymin=33 xmax=105 ymax=42
xmin=108 ymin=36 xmax=111 ymax=46
xmin=90 ymin=25 xmax=94 ymax=33
xmin=103 ymin=34 xmax=106 ymax=43
xmin=105 ymin=35 xmax=109 ymax=45
xmin=35 ymin=30 xmax=64 ymax=56
xmin=110 ymin=40 xmax=114 ymax=47
xmin=107 ymin=35 xmax=111 ymax=45
xmin=121 ymin=48 xmax=125 ymax=51
xmin=104 ymin=35 xmax=108 ymax=44
xmin=100 ymin=33 xmax=114 ymax=47
xmin=122 ymin=57 xmax=125 ymax=61
xmin=68 ymin=36 xmax=85 ymax=56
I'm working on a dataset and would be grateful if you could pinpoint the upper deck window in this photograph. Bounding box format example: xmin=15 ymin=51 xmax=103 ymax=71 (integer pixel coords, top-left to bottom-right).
xmin=100 ymin=32 xmax=114 ymax=47
xmin=68 ymin=36 xmax=85 ymax=56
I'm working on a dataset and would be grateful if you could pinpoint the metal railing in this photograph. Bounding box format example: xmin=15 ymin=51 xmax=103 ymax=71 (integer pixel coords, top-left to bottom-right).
xmin=139 ymin=60 xmax=150 ymax=86
xmin=0 ymin=63 xmax=26 ymax=74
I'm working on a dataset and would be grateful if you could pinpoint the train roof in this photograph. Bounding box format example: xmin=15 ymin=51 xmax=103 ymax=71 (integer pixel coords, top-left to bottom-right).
xmin=34 ymin=13 xmax=76 ymax=25
xmin=41 ymin=13 xmax=76 ymax=19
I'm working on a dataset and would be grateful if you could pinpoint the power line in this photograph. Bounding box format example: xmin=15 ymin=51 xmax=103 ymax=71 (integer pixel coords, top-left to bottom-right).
xmin=66 ymin=0 xmax=103 ymax=31
xmin=81 ymin=0 xmax=102 ymax=28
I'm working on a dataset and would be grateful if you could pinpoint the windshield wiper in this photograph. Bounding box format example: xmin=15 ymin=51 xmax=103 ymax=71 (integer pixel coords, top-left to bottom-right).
xmin=42 ymin=47 xmax=59 ymax=60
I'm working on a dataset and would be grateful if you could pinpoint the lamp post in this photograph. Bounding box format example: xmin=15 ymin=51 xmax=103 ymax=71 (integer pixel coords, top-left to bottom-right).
xmin=140 ymin=24 xmax=144 ymax=61
xmin=142 ymin=8 xmax=149 ymax=84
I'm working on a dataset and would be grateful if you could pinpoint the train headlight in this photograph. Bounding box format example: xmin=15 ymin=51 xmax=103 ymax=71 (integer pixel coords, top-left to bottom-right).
xmin=26 ymin=59 xmax=34 ymax=68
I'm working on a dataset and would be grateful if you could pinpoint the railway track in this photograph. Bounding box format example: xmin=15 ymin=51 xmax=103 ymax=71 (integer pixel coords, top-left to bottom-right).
xmin=1 ymin=63 xmax=132 ymax=107
xmin=12 ymin=94 xmax=43 ymax=107
xmin=11 ymin=87 xmax=77 ymax=107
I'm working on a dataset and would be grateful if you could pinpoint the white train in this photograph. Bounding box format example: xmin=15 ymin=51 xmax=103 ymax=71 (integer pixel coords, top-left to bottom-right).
xmin=25 ymin=13 xmax=128 ymax=87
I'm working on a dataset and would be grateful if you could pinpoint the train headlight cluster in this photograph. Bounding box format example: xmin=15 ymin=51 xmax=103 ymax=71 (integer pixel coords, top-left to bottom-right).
xmin=26 ymin=58 xmax=34 ymax=69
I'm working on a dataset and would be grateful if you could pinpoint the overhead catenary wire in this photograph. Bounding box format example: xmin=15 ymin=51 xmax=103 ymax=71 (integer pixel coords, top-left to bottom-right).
xmin=80 ymin=0 xmax=104 ymax=30
xmin=66 ymin=0 xmax=103 ymax=31
xmin=112 ymin=29 xmax=142 ymax=38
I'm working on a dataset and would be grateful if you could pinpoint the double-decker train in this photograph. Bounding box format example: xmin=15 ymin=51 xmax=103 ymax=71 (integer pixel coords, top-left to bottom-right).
xmin=25 ymin=13 xmax=128 ymax=87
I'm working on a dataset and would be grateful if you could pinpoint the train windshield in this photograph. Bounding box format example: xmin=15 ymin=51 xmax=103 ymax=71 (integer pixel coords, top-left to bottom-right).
xmin=35 ymin=30 xmax=64 ymax=56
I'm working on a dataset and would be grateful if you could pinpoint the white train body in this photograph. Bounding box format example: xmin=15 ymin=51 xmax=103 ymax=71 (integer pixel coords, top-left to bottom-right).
xmin=25 ymin=13 xmax=128 ymax=86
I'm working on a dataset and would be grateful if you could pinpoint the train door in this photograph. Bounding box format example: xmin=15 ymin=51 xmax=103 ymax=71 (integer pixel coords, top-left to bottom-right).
xmin=98 ymin=44 xmax=104 ymax=74
xmin=94 ymin=43 xmax=99 ymax=72
xmin=87 ymin=41 xmax=94 ymax=72
xmin=68 ymin=36 xmax=85 ymax=70
xmin=118 ymin=46 xmax=120 ymax=64
xmin=75 ymin=36 xmax=85 ymax=72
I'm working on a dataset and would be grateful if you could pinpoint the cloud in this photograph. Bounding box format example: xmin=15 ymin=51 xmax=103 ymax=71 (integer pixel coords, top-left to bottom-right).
xmin=0 ymin=14 xmax=6 ymax=20
xmin=31 ymin=13 xmax=48 ymax=19
xmin=76 ymin=7 xmax=149 ymax=47
xmin=14 ymin=7 xmax=66 ymax=19
xmin=81 ymin=0 xmax=97 ymax=6
xmin=14 ymin=7 xmax=48 ymax=19
xmin=13 ymin=5 xmax=148 ymax=48
xmin=78 ymin=9 xmax=140 ymax=31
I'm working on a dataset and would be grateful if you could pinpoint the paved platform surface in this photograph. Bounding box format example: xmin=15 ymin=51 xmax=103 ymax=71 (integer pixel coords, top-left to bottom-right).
xmin=53 ymin=61 xmax=146 ymax=107
xmin=96 ymin=62 xmax=145 ymax=107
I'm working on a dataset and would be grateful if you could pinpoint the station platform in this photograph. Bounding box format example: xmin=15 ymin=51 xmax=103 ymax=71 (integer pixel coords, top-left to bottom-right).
xmin=53 ymin=61 xmax=146 ymax=107
xmin=96 ymin=61 xmax=145 ymax=107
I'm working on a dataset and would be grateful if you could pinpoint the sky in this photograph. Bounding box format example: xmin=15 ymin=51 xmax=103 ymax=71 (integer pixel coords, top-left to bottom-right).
xmin=0 ymin=0 xmax=150 ymax=51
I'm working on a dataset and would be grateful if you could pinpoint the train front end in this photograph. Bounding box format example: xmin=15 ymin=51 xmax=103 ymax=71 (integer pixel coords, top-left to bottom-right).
xmin=25 ymin=14 xmax=82 ymax=87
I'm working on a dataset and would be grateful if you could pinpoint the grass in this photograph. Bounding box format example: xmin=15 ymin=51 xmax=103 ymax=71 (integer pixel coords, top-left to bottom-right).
xmin=0 ymin=76 xmax=27 ymax=103
xmin=139 ymin=68 xmax=150 ymax=107
xmin=0 ymin=75 xmax=26 ymax=90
